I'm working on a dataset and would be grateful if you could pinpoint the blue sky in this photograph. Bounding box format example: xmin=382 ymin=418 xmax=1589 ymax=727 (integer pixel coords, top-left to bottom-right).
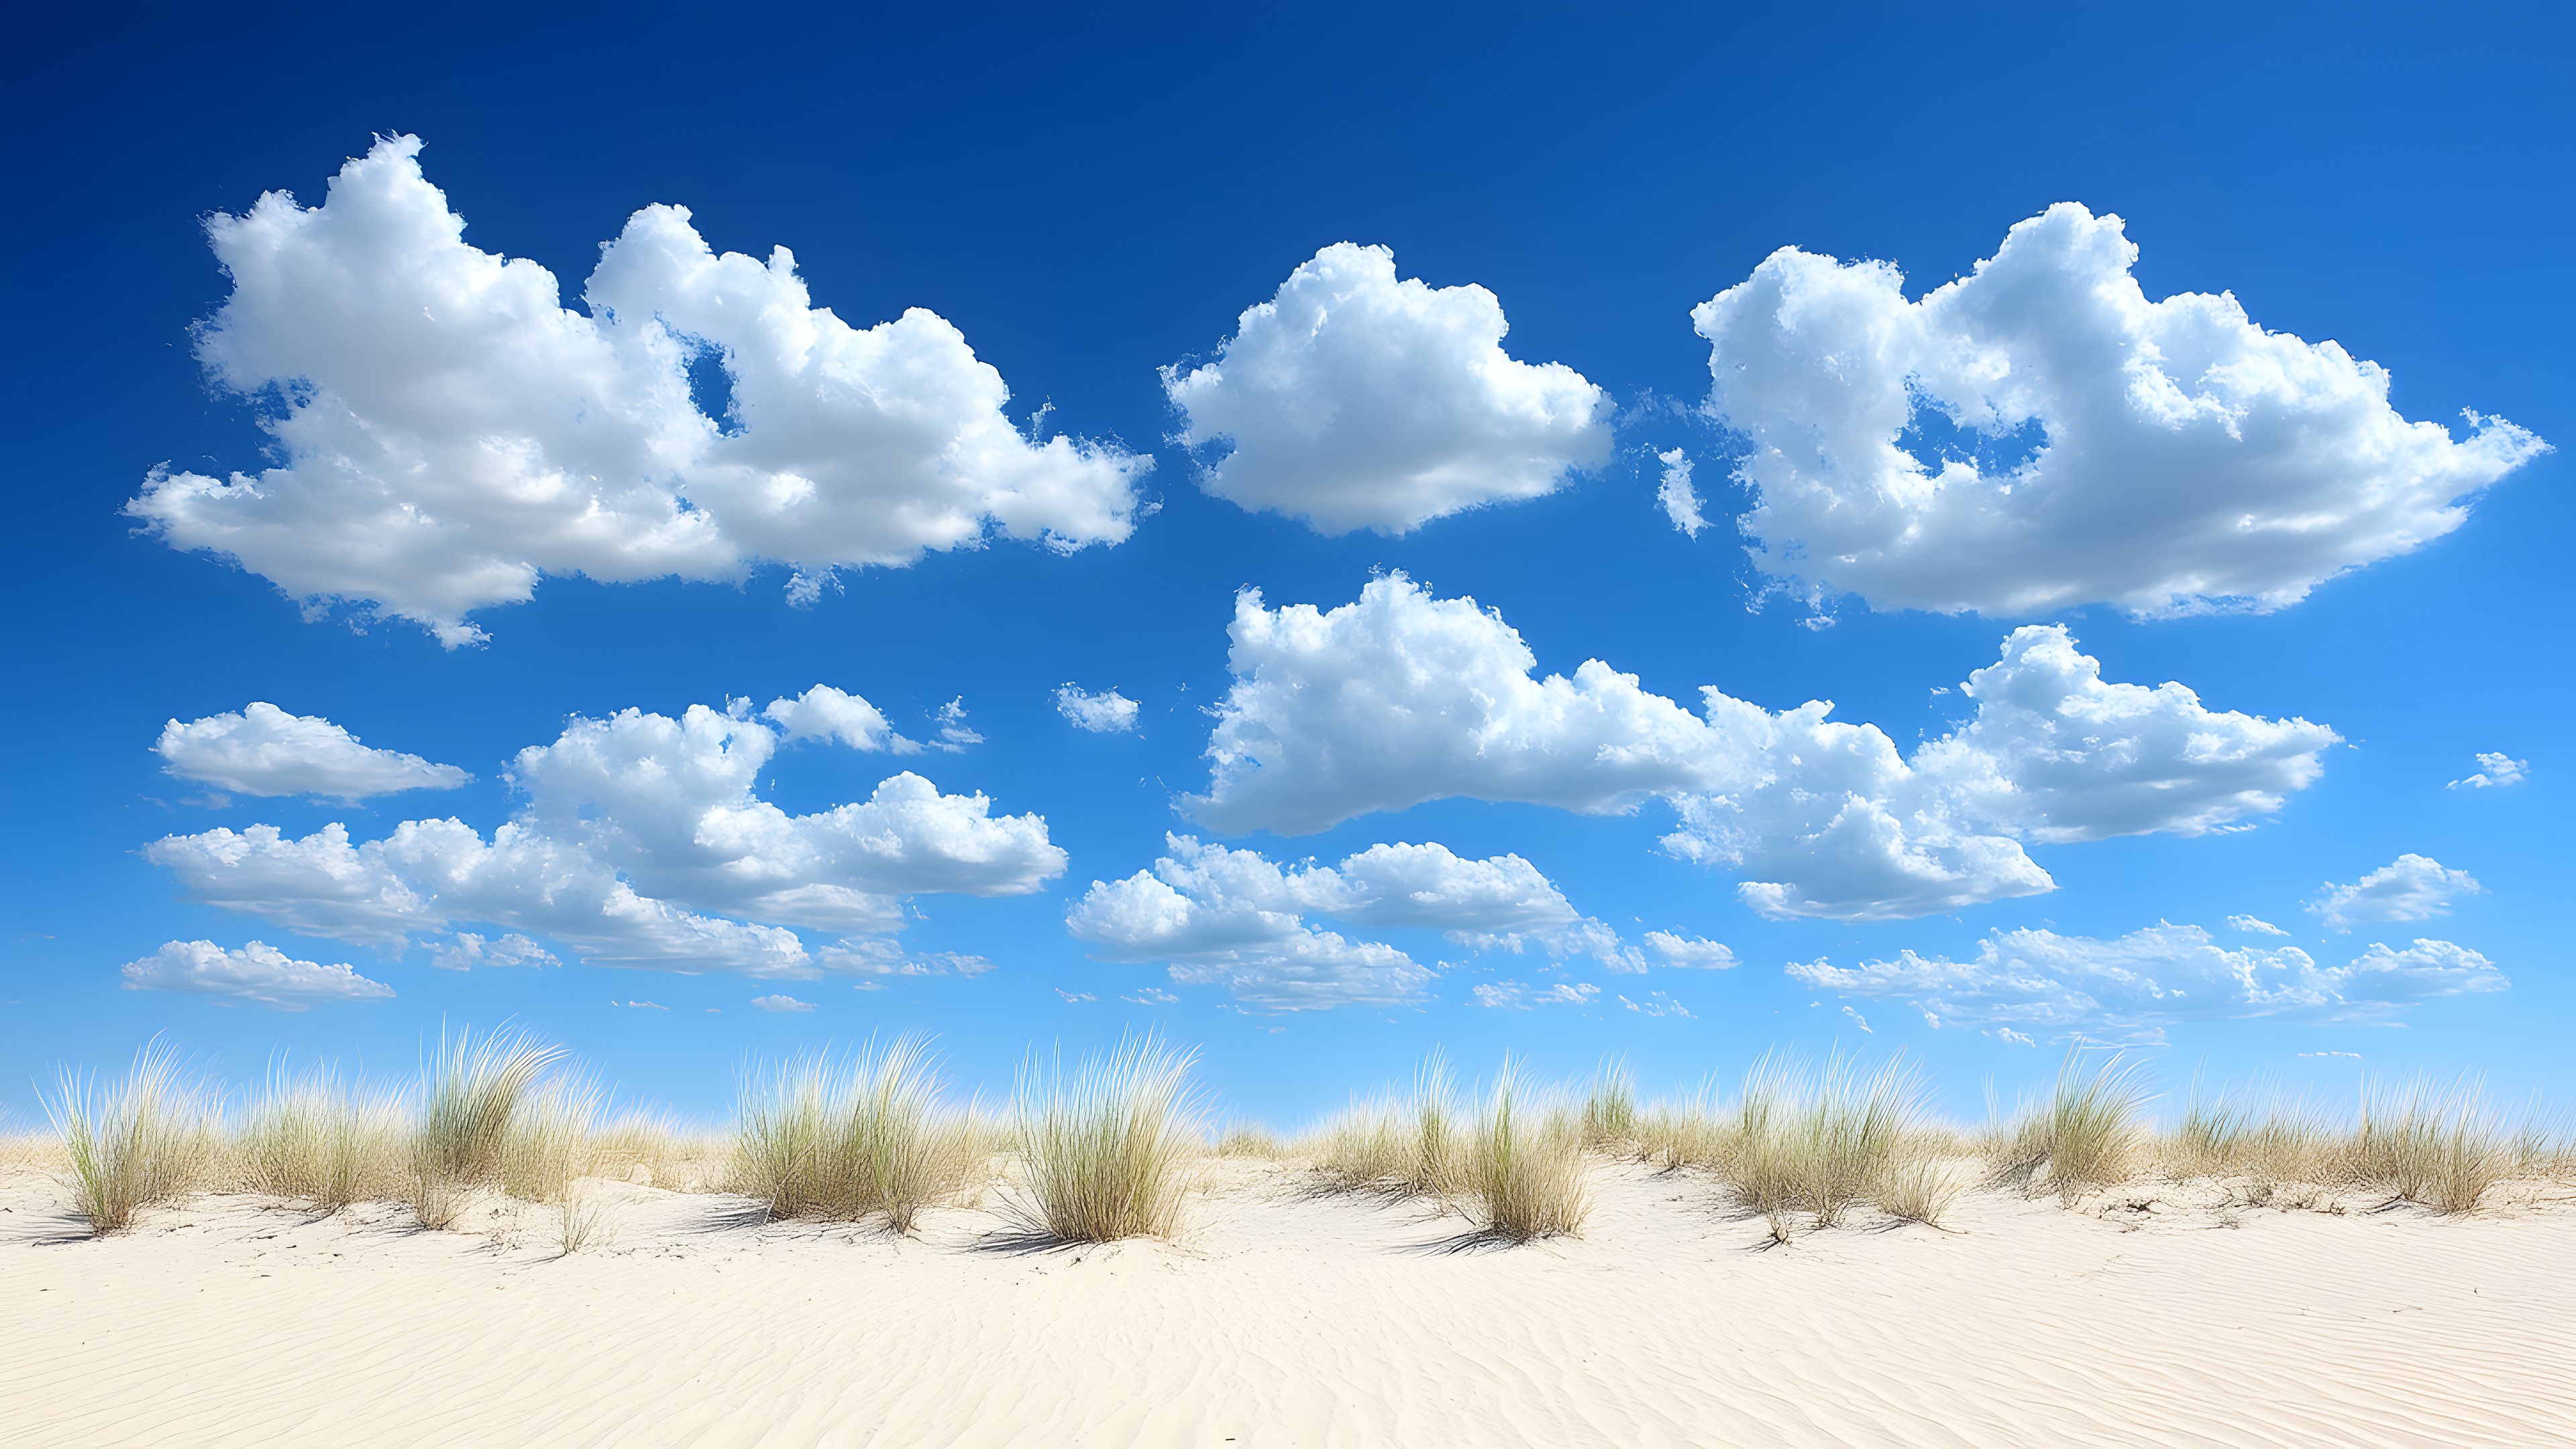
xmin=3 ymin=3 xmax=2567 ymax=1127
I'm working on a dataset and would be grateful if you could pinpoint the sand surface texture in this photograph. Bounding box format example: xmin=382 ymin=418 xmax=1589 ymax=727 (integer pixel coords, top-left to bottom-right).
xmin=4 ymin=1161 xmax=2572 ymax=1447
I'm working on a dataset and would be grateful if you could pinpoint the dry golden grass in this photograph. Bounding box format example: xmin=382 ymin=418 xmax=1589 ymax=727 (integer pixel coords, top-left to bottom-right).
xmin=1210 ymin=1124 xmax=1289 ymax=1159
xmin=0 ymin=1130 xmax=68 ymax=1176
xmin=44 ymin=1040 xmax=223 ymax=1235
xmin=1580 ymin=1061 xmax=1638 ymax=1150
xmin=1725 ymin=1052 xmax=1943 ymax=1240
xmin=1012 ymin=1032 xmax=1202 ymax=1242
xmin=410 ymin=1028 xmax=572 ymax=1226
xmin=1307 ymin=1052 xmax=1470 ymax=1201
xmin=732 ymin=1036 xmax=985 ymax=1232
xmin=234 ymin=1064 xmax=406 ymax=1211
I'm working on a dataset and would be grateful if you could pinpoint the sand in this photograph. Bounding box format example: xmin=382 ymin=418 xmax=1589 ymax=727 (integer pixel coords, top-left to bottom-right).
xmin=3 ymin=1160 xmax=2573 ymax=1447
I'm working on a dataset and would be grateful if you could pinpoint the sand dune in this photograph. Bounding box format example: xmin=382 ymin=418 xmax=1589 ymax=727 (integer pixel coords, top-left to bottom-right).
xmin=4 ymin=1160 xmax=2573 ymax=1447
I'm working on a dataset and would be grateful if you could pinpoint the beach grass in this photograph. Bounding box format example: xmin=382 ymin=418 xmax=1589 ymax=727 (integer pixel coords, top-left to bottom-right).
xmin=44 ymin=1040 xmax=223 ymax=1235
xmin=732 ymin=1035 xmax=983 ymax=1232
xmin=1012 ymin=1032 xmax=1202 ymax=1242
xmin=1464 ymin=1060 xmax=1590 ymax=1240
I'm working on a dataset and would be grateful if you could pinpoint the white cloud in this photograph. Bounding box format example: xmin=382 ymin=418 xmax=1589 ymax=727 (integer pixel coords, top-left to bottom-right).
xmin=1055 ymin=685 xmax=1140 ymax=734
xmin=1066 ymin=834 xmax=1635 ymax=1008
xmin=156 ymin=703 xmax=470 ymax=800
xmin=1644 ymin=931 xmax=1737 ymax=969
xmin=146 ymin=690 xmax=1063 ymax=977
xmin=1163 ymin=243 xmax=1610 ymax=535
xmin=121 ymin=938 xmax=393 ymax=1009
xmin=1055 ymin=988 xmax=1096 ymax=1004
xmin=763 ymin=685 xmax=913 ymax=753
xmin=127 ymin=136 xmax=1148 ymax=647
xmin=613 ymin=999 xmax=668 ymax=1010
xmin=928 ymin=699 xmax=984 ymax=752
xmin=1693 ymin=203 xmax=2546 ymax=619
xmin=426 ymin=932 xmax=557 ymax=971
xmin=815 ymin=940 xmax=997 ymax=978
xmin=1472 ymin=980 xmax=1599 ymax=1010
xmin=1841 ymin=1006 xmax=1872 ymax=1033
xmin=2449 ymin=752 xmax=2528 ymax=790
xmin=2310 ymin=854 xmax=2483 ymax=932
xmin=1790 ymin=923 xmax=2505 ymax=1040
xmin=2227 ymin=914 xmax=2292 ymax=937
xmin=1619 ymin=990 xmax=1693 ymax=1018
xmin=1191 ymin=575 xmax=2335 ymax=920
xmin=1124 ymin=987 xmax=1180 ymax=1006
xmin=1655 ymin=447 xmax=1707 ymax=537
xmin=751 ymin=994 xmax=816 ymax=1012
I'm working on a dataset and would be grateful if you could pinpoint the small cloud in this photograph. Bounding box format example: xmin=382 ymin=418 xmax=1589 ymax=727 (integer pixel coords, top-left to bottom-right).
xmin=2449 ymin=753 xmax=2527 ymax=790
xmin=2300 ymin=1050 xmax=2363 ymax=1059
xmin=1656 ymin=447 xmax=1707 ymax=537
xmin=1994 ymin=1027 xmax=2036 ymax=1046
xmin=1841 ymin=1005 xmax=1872 ymax=1033
xmin=1644 ymin=930 xmax=1737 ymax=969
xmin=1055 ymin=685 xmax=1142 ymax=735
xmin=1055 ymin=987 xmax=1096 ymax=1003
xmin=932 ymin=698 xmax=984 ymax=752
xmin=427 ymin=932 xmax=559 ymax=971
xmin=1618 ymin=990 xmax=1693 ymax=1019
xmin=2310 ymin=855 xmax=2483 ymax=932
xmin=1471 ymin=980 xmax=1599 ymax=1010
xmin=751 ymin=994 xmax=816 ymax=1012
xmin=614 ymin=999 xmax=668 ymax=1010
xmin=1124 ymin=986 xmax=1180 ymax=1006
xmin=2227 ymin=914 xmax=2292 ymax=937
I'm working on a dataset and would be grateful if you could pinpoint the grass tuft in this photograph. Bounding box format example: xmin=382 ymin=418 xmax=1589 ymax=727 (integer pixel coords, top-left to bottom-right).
xmin=235 ymin=1062 xmax=405 ymax=1211
xmin=411 ymin=1027 xmax=569 ymax=1226
xmin=1464 ymin=1059 xmax=1590 ymax=1240
xmin=44 ymin=1040 xmax=222 ymax=1235
xmin=1012 ymin=1032 xmax=1201 ymax=1242
xmin=1725 ymin=1051 xmax=1940 ymax=1239
xmin=1991 ymin=1052 xmax=2149 ymax=1202
xmin=732 ymin=1035 xmax=983 ymax=1232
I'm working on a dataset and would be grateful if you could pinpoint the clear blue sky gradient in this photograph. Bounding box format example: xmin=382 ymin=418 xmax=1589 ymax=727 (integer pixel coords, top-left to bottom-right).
xmin=2 ymin=2 xmax=2567 ymax=1126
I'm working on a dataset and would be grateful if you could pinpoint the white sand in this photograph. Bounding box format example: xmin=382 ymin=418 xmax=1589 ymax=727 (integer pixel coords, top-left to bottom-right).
xmin=5 ymin=1161 xmax=2573 ymax=1447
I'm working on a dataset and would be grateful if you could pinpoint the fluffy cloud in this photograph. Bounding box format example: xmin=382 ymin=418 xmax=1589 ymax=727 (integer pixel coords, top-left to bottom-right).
xmin=121 ymin=938 xmax=394 ymax=1009
xmin=1644 ymin=931 xmax=1737 ymax=969
xmin=2227 ymin=914 xmax=2291 ymax=937
xmin=156 ymin=703 xmax=470 ymax=800
xmin=1790 ymin=924 xmax=2505 ymax=1040
xmin=127 ymin=136 xmax=1147 ymax=647
xmin=2449 ymin=753 xmax=2527 ymax=790
xmin=1694 ymin=203 xmax=2546 ymax=619
xmin=1065 ymin=834 xmax=1637 ymax=1008
xmin=146 ymin=688 xmax=1064 ymax=977
xmin=1655 ymin=447 xmax=1708 ymax=537
xmin=2310 ymin=854 xmax=2483 ymax=932
xmin=1055 ymin=685 xmax=1140 ymax=734
xmin=751 ymin=994 xmax=816 ymax=1012
xmin=1190 ymin=575 xmax=2335 ymax=918
xmin=1163 ymin=243 xmax=1610 ymax=535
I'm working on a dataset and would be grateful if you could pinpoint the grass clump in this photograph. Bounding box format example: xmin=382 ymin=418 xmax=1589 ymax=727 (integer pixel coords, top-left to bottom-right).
xmin=1310 ymin=1053 xmax=1469 ymax=1200
xmin=1726 ymin=1052 xmax=1939 ymax=1240
xmin=1211 ymin=1124 xmax=1288 ymax=1159
xmin=2351 ymin=1079 xmax=2512 ymax=1214
xmin=44 ymin=1040 xmax=222 ymax=1235
xmin=1990 ymin=1053 xmax=2149 ymax=1203
xmin=732 ymin=1035 xmax=983 ymax=1232
xmin=410 ymin=1028 xmax=571 ymax=1227
xmin=1013 ymin=1032 xmax=1201 ymax=1242
xmin=235 ymin=1063 xmax=405 ymax=1211
xmin=1464 ymin=1061 xmax=1589 ymax=1241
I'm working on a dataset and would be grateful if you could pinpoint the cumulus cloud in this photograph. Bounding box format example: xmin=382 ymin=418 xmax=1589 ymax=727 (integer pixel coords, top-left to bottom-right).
xmin=1694 ymin=203 xmax=2546 ymax=619
xmin=426 ymin=932 xmax=557 ymax=971
xmin=1644 ymin=931 xmax=1737 ymax=969
xmin=1655 ymin=447 xmax=1708 ymax=537
xmin=127 ymin=136 xmax=1148 ymax=646
xmin=1065 ymin=834 xmax=1636 ymax=1008
xmin=1163 ymin=243 xmax=1610 ymax=535
xmin=751 ymin=994 xmax=816 ymax=1012
xmin=1190 ymin=575 xmax=2335 ymax=919
xmin=156 ymin=703 xmax=470 ymax=800
xmin=121 ymin=938 xmax=394 ymax=1009
xmin=1055 ymin=685 xmax=1140 ymax=734
xmin=1472 ymin=980 xmax=1599 ymax=1009
xmin=2449 ymin=753 xmax=2527 ymax=790
xmin=1790 ymin=924 xmax=2504 ymax=1040
xmin=146 ymin=688 xmax=1063 ymax=977
xmin=2310 ymin=855 xmax=2483 ymax=932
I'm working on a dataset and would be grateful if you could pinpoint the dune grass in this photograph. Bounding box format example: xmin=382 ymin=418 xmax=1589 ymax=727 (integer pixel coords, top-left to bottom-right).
xmin=43 ymin=1040 xmax=223 ymax=1235
xmin=1464 ymin=1060 xmax=1590 ymax=1240
xmin=732 ymin=1035 xmax=985 ymax=1232
xmin=1580 ymin=1061 xmax=1638 ymax=1150
xmin=1012 ymin=1032 xmax=1202 ymax=1242
xmin=1989 ymin=1053 xmax=2151 ymax=1203
xmin=1724 ymin=1052 xmax=1942 ymax=1240
xmin=1310 ymin=1052 xmax=1470 ymax=1200
xmin=235 ymin=1063 xmax=406 ymax=1211
xmin=410 ymin=1028 xmax=574 ymax=1226
xmin=1211 ymin=1123 xmax=1289 ymax=1159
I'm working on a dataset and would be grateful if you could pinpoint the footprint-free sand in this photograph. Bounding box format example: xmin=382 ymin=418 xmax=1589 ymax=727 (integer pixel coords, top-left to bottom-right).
xmin=5 ymin=1161 xmax=2571 ymax=1446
